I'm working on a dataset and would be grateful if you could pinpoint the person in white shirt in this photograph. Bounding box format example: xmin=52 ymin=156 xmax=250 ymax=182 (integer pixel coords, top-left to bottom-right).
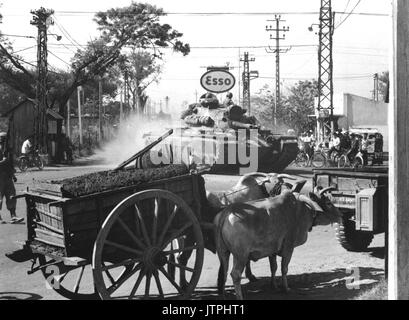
xmin=21 ymin=137 xmax=34 ymax=158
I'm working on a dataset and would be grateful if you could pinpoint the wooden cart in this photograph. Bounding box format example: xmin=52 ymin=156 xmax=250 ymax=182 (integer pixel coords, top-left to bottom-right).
xmin=14 ymin=172 xmax=207 ymax=300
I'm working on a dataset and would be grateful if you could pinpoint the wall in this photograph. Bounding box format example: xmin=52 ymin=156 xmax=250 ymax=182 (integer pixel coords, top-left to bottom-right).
xmin=8 ymin=101 xmax=35 ymax=156
xmin=334 ymin=93 xmax=389 ymax=151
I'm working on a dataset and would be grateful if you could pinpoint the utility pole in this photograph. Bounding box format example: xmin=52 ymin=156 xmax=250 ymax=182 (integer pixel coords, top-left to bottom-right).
xmin=66 ymin=100 xmax=71 ymax=138
xmin=98 ymin=79 xmax=103 ymax=141
xmin=124 ymin=71 xmax=130 ymax=113
xmin=390 ymin=0 xmax=409 ymax=299
xmin=373 ymin=73 xmax=379 ymax=101
xmin=266 ymin=15 xmax=290 ymax=126
xmin=316 ymin=0 xmax=335 ymax=143
xmin=77 ymin=86 xmax=83 ymax=149
xmin=31 ymin=7 xmax=54 ymax=153
xmin=240 ymin=52 xmax=258 ymax=114
xmin=119 ymin=88 xmax=123 ymax=123
xmin=165 ymin=96 xmax=169 ymax=113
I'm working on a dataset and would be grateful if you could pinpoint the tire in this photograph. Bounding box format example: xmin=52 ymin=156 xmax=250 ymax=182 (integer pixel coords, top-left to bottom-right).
xmin=338 ymin=155 xmax=349 ymax=168
xmin=18 ymin=158 xmax=29 ymax=172
xmin=34 ymin=156 xmax=44 ymax=170
xmin=295 ymin=152 xmax=309 ymax=167
xmin=335 ymin=218 xmax=374 ymax=252
xmin=311 ymin=152 xmax=326 ymax=168
xmin=353 ymin=156 xmax=364 ymax=169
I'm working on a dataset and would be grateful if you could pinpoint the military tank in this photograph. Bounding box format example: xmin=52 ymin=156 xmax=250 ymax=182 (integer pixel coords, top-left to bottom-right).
xmin=142 ymin=95 xmax=298 ymax=174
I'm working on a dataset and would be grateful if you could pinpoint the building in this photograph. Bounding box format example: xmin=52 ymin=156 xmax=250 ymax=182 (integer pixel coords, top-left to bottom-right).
xmin=315 ymin=93 xmax=389 ymax=151
xmin=1 ymin=99 xmax=65 ymax=163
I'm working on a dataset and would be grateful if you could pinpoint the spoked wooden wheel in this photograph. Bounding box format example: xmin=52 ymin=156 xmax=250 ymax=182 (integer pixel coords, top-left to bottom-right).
xmin=92 ymin=189 xmax=204 ymax=300
xmin=38 ymin=255 xmax=99 ymax=300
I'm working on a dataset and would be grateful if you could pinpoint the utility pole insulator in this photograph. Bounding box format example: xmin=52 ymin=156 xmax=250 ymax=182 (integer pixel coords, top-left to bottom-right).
xmin=240 ymin=52 xmax=256 ymax=114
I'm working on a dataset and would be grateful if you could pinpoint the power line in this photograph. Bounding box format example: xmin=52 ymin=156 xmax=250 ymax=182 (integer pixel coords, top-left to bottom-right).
xmin=51 ymin=10 xmax=389 ymax=17
xmin=335 ymin=0 xmax=363 ymax=29
xmin=47 ymin=50 xmax=71 ymax=66
xmin=52 ymin=16 xmax=83 ymax=49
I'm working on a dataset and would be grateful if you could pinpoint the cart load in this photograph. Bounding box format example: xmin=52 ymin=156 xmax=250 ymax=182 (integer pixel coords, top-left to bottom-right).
xmin=42 ymin=164 xmax=189 ymax=198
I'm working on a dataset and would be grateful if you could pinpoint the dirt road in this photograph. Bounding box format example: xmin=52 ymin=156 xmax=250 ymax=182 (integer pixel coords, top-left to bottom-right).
xmin=0 ymin=164 xmax=385 ymax=300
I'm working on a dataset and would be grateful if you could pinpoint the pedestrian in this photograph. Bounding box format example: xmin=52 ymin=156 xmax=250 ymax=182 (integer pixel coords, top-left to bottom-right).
xmin=0 ymin=133 xmax=23 ymax=224
xmin=361 ymin=133 xmax=370 ymax=165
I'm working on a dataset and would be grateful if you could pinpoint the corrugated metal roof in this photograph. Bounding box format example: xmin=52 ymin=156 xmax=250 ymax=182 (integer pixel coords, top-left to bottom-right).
xmin=46 ymin=108 xmax=64 ymax=120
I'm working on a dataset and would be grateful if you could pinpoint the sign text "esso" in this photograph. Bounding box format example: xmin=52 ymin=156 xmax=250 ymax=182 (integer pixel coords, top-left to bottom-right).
xmin=200 ymin=70 xmax=236 ymax=93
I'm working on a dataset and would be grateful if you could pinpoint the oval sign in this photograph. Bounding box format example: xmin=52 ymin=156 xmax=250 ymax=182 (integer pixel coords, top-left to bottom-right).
xmin=200 ymin=70 xmax=236 ymax=94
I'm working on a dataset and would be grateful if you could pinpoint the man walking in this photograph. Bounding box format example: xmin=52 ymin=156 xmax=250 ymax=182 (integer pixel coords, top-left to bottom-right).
xmin=0 ymin=133 xmax=23 ymax=224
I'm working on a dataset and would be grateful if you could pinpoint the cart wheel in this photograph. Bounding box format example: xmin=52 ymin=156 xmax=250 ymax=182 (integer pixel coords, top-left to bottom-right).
xmin=38 ymin=255 xmax=99 ymax=300
xmin=92 ymin=189 xmax=204 ymax=300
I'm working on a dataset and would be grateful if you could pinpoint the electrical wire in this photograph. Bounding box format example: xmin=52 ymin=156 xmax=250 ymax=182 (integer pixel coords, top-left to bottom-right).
xmin=335 ymin=0 xmax=363 ymax=30
xmin=51 ymin=10 xmax=388 ymax=17
xmin=47 ymin=50 xmax=71 ymax=66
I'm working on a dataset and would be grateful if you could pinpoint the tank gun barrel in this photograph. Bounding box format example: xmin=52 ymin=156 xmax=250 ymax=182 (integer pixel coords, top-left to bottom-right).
xmin=229 ymin=121 xmax=259 ymax=130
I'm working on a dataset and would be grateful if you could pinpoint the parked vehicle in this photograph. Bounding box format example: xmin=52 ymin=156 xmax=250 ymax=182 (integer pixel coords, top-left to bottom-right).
xmin=18 ymin=150 xmax=44 ymax=172
xmin=313 ymin=167 xmax=388 ymax=252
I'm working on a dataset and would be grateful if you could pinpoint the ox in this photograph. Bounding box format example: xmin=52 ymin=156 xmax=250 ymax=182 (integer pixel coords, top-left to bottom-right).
xmin=177 ymin=172 xmax=299 ymax=288
xmin=214 ymin=187 xmax=341 ymax=300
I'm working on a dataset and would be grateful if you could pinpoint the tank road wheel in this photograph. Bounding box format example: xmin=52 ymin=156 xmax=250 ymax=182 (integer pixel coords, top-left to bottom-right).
xmin=92 ymin=190 xmax=204 ymax=300
xmin=335 ymin=217 xmax=374 ymax=252
xmin=38 ymin=255 xmax=99 ymax=300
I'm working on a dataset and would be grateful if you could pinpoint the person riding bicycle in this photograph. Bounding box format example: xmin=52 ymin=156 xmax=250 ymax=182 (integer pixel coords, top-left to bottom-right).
xmin=346 ymin=133 xmax=360 ymax=161
xmin=21 ymin=136 xmax=35 ymax=161
xmin=360 ymin=133 xmax=370 ymax=165
xmin=340 ymin=130 xmax=351 ymax=152
xmin=328 ymin=131 xmax=342 ymax=159
xmin=303 ymin=130 xmax=315 ymax=158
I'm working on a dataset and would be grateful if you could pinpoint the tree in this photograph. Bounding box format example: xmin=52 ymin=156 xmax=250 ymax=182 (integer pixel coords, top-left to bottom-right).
xmin=116 ymin=50 xmax=161 ymax=114
xmin=251 ymin=80 xmax=318 ymax=134
xmin=282 ymin=80 xmax=318 ymax=133
xmin=0 ymin=2 xmax=190 ymax=116
xmin=378 ymin=71 xmax=389 ymax=103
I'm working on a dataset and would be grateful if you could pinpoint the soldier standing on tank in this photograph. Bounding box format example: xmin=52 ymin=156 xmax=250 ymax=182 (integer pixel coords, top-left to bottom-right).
xmin=223 ymin=92 xmax=234 ymax=107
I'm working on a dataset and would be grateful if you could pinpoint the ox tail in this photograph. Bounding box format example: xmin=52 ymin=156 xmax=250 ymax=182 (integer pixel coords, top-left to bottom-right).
xmin=215 ymin=209 xmax=231 ymax=296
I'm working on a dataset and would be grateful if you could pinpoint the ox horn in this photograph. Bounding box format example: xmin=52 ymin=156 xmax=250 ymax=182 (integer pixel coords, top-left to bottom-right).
xmin=319 ymin=186 xmax=337 ymax=196
xmin=277 ymin=174 xmax=297 ymax=180
xmin=299 ymin=195 xmax=324 ymax=213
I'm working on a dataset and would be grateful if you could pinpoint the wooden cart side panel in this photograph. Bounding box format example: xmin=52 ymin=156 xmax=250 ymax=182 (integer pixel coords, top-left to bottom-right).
xmin=63 ymin=174 xmax=201 ymax=258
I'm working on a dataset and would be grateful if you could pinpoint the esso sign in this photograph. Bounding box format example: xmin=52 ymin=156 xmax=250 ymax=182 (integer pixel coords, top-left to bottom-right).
xmin=200 ymin=70 xmax=236 ymax=93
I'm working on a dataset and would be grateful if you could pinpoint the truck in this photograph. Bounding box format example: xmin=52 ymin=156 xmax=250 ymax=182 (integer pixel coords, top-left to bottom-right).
xmin=313 ymin=167 xmax=388 ymax=252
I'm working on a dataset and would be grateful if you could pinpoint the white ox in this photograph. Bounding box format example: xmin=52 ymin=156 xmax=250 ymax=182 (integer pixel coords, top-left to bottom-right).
xmin=214 ymin=187 xmax=341 ymax=300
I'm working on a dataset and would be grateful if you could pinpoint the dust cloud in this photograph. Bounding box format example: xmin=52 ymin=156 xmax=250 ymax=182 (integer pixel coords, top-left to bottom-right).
xmin=95 ymin=112 xmax=181 ymax=167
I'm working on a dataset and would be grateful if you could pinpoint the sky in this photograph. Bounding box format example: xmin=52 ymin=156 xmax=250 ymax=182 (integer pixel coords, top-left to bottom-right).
xmin=0 ymin=0 xmax=392 ymax=111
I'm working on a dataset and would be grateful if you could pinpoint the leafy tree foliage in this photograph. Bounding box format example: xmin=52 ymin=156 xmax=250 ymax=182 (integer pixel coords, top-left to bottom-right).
xmin=251 ymin=80 xmax=318 ymax=134
xmin=0 ymin=2 xmax=189 ymax=115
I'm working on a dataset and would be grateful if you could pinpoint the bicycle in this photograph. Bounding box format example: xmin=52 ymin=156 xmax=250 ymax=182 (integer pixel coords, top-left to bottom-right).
xmin=294 ymin=150 xmax=310 ymax=167
xmin=18 ymin=149 xmax=44 ymax=172
xmin=338 ymin=151 xmax=365 ymax=169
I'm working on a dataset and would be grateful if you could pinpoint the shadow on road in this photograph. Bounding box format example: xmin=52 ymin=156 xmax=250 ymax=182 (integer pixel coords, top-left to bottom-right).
xmin=0 ymin=292 xmax=43 ymax=300
xmin=190 ymin=267 xmax=384 ymax=300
